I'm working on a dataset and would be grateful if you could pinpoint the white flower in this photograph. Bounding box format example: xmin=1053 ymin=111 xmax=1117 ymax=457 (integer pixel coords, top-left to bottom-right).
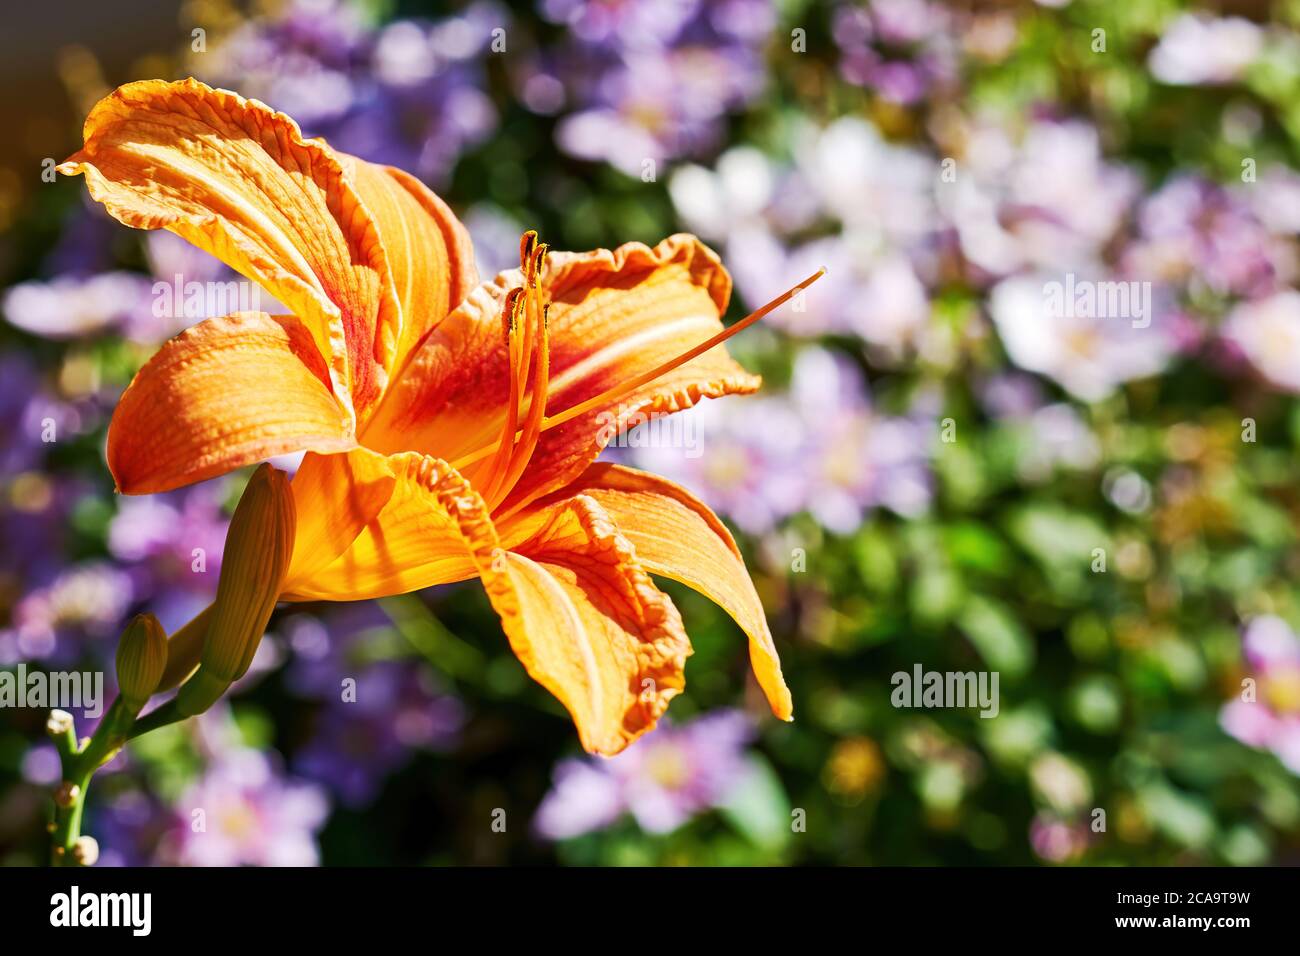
xmin=989 ymin=273 xmax=1175 ymax=401
xmin=1149 ymin=14 xmax=1263 ymax=86
xmin=1222 ymin=291 xmax=1300 ymax=393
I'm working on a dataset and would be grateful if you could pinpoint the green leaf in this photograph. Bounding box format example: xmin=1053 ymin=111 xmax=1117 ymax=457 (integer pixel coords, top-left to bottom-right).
xmin=959 ymin=594 xmax=1035 ymax=679
xmin=718 ymin=755 xmax=792 ymax=851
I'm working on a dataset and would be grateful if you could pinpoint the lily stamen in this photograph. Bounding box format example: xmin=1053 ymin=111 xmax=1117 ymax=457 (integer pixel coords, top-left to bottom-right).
xmin=478 ymin=287 xmax=528 ymax=503
xmin=479 ymin=235 xmax=553 ymax=509
xmin=451 ymin=266 xmax=827 ymax=477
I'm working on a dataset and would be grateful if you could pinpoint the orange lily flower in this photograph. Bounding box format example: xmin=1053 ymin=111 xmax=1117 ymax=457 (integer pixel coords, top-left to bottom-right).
xmin=60 ymin=78 xmax=815 ymax=755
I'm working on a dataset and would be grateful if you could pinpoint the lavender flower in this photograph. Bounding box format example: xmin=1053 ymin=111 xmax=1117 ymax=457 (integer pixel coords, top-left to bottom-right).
xmin=670 ymin=120 xmax=939 ymax=349
xmin=534 ymin=710 xmax=754 ymax=838
xmin=1123 ymin=175 xmax=1286 ymax=300
xmin=294 ymin=660 xmax=464 ymax=807
xmin=626 ymin=389 xmax=807 ymax=535
xmin=93 ymin=789 xmax=171 ymax=867
xmin=167 ymin=747 xmax=329 ymax=866
xmin=942 ymin=119 xmax=1140 ymax=279
xmin=832 ymin=0 xmax=958 ymax=105
xmin=631 ymin=347 xmax=932 ymax=533
xmin=0 ymin=562 xmax=135 ymax=665
xmin=1029 ymin=812 xmax=1090 ymax=863
xmin=2 ymin=272 xmax=155 ymax=341
xmin=282 ymin=604 xmax=398 ymax=698
xmin=198 ymin=0 xmax=501 ymax=185
xmin=0 ymin=354 xmax=71 ymax=475
xmin=107 ymin=481 xmax=229 ymax=631
xmin=545 ymin=0 xmax=773 ymax=173
xmin=1221 ymin=616 xmax=1300 ymax=774
xmin=787 ymin=348 xmax=933 ymax=531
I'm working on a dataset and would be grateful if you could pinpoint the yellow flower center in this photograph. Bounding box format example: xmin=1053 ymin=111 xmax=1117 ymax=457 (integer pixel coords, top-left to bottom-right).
xmin=219 ymin=803 xmax=258 ymax=840
xmin=1262 ymin=665 xmax=1300 ymax=714
xmin=703 ymin=445 xmax=751 ymax=490
xmin=645 ymin=743 xmax=691 ymax=791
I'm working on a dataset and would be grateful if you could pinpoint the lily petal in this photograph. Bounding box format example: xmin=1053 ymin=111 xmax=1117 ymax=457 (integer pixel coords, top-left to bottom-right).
xmin=533 ymin=463 xmax=793 ymax=720
xmin=283 ymin=449 xmax=397 ymax=592
xmin=284 ymin=451 xmax=488 ymax=601
xmin=488 ymin=494 xmax=691 ymax=755
xmin=106 ymin=312 xmax=355 ymax=494
xmin=58 ymin=78 xmax=400 ymax=416
xmin=363 ymin=234 xmax=760 ymax=512
xmin=286 ymin=453 xmax=690 ymax=754
xmin=340 ymin=156 xmax=478 ymax=390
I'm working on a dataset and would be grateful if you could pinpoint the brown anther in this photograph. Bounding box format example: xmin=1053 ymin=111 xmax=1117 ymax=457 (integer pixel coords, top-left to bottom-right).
xmin=528 ymin=244 xmax=549 ymax=288
xmin=501 ymin=287 xmax=525 ymax=343
xmin=519 ymin=230 xmax=537 ymax=271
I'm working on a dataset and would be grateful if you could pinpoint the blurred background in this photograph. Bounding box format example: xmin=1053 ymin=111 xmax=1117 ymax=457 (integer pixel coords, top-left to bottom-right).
xmin=3 ymin=0 xmax=1300 ymax=866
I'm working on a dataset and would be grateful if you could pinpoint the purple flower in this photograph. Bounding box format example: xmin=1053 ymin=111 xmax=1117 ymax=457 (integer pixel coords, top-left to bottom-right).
xmin=0 ymin=475 xmax=86 ymax=623
xmin=1016 ymin=404 xmax=1102 ymax=482
xmin=197 ymin=0 xmax=501 ymax=184
xmin=544 ymin=0 xmax=773 ymax=172
xmin=463 ymin=203 xmax=528 ymax=278
xmin=1221 ymin=616 xmax=1300 ymax=774
xmin=943 ymin=119 xmax=1140 ymax=279
xmin=0 ymin=355 xmax=71 ymax=475
xmin=630 ymin=347 xmax=932 ymax=533
xmin=294 ymin=660 xmax=464 ymax=807
xmin=1029 ymin=812 xmax=1090 ymax=863
xmin=833 ymin=0 xmax=957 ymax=105
xmin=534 ymin=710 xmax=754 ymax=838
xmin=108 ymin=482 xmax=228 ymax=586
xmin=978 ymin=372 xmax=1046 ymax=421
xmin=282 ymin=603 xmax=397 ymax=697
xmin=540 ymin=0 xmax=699 ymax=49
xmin=93 ymin=789 xmax=171 ymax=867
xmin=670 ymin=120 xmax=940 ymax=349
xmin=1123 ymin=175 xmax=1285 ymax=299
xmin=629 ymin=395 xmax=808 ymax=535
xmin=0 ymin=562 xmax=134 ymax=665
xmin=21 ymin=743 xmax=62 ymax=787
xmin=166 ymin=747 xmax=329 ymax=866
xmin=2 ymin=272 xmax=156 ymax=341
xmin=788 ymin=348 xmax=933 ymax=531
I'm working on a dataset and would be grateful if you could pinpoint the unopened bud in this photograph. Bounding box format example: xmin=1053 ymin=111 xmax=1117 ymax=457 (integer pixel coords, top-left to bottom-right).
xmin=46 ymin=709 xmax=74 ymax=738
xmin=72 ymin=835 xmax=99 ymax=866
xmin=115 ymin=614 xmax=167 ymax=709
xmin=54 ymin=781 xmax=80 ymax=808
xmin=176 ymin=465 xmax=295 ymax=717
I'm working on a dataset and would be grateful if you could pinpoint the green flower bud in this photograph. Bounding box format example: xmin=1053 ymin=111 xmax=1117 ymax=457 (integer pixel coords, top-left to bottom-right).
xmin=115 ymin=614 xmax=167 ymax=709
xmin=177 ymin=464 xmax=296 ymax=717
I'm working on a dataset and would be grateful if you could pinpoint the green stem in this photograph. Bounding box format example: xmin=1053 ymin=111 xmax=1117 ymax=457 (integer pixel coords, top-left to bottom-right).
xmin=49 ymin=696 xmax=137 ymax=865
xmin=126 ymin=697 xmax=187 ymax=740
